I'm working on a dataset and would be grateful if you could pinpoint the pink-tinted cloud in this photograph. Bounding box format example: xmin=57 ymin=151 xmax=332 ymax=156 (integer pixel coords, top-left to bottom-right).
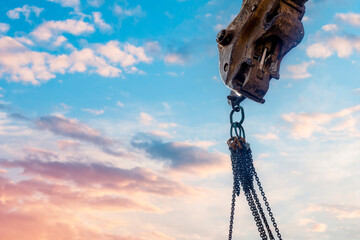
xmin=0 ymin=159 xmax=191 ymax=196
xmin=0 ymin=156 xmax=191 ymax=240
xmin=131 ymin=133 xmax=228 ymax=175
xmin=35 ymin=115 xmax=125 ymax=156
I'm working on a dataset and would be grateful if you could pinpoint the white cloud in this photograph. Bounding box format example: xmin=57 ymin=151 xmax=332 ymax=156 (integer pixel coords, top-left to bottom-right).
xmin=0 ymin=36 xmax=152 ymax=85
xmin=214 ymin=23 xmax=225 ymax=31
xmin=97 ymin=41 xmax=152 ymax=67
xmin=116 ymin=101 xmax=124 ymax=107
xmin=158 ymin=123 xmax=178 ymax=129
xmin=6 ymin=5 xmax=43 ymax=20
xmin=322 ymin=24 xmax=338 ymax=32
xmin=164 ymin=53 xmax=185 ymax=65
xmin=14 ymin=37 xmax=34 ymax=46
xmin=87 ymin=0 xmax=104 ymax=7
xmin=32 ymin=19 xmax=95 ymax=41
xmin=299 ymin=218 xmax=327 ymax=233
xmin=286 ymin=60 xmax=315 ymax=79
xmin=353 ymin=88 xmax=360 ymax=94
xmin=92 ymin=12 xmax=111 ymax=31
xmin=124 ymin=44 xmax=152 ymax=63
xmin=53 ymin=36 xmax=67 ymax=47
xmin=113 ymin=5 xmax=145 ymax=17
xmin=336 ymin=12 xmax=360 ymax=27
xmin=281 ymin=105 xmax=360 ymax=139
xmin=46 ymin=0 xmax=80 ymax=9
xmin=307 ymin=204 xmax=360 ymax=220
xmin=0 ymin=23 xmax=10 ymax=33
xmin=139 ymin=113 xmax=153 ymax=126
xmin=82 ymin=108 xmax=104 ymax=115
xmin=307 ymin=36 xmax=360 ymax=59
xmin=254 ymin=132 xmax=279 ymax=141
xmin=306 ymin=43 xmax=333 ymax=58
xmin=166 ymin=72 xmax=179 ymax=77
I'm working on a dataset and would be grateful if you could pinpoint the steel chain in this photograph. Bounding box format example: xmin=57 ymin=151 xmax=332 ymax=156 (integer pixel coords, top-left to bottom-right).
xmin=246 ymin=147 xmax=283 ymax=240
xmin=227 ymin=98 xmax=282 ymax=240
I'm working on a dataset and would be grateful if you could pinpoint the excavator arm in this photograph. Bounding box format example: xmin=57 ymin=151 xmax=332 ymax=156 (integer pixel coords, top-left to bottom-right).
xmin=217 ymin=0 xmax=307 ymax=103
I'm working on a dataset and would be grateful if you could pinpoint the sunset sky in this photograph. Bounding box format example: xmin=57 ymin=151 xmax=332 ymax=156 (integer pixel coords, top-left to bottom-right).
xmin=0 ymin=0 xmax=360 ymax=239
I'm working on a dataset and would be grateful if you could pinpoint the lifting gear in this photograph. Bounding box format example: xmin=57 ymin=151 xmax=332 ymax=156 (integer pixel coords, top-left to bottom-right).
xmin=227 ymin=96 xmax=281 ymax=240
xmin=218 ymin=1 xmax=308 ymax=238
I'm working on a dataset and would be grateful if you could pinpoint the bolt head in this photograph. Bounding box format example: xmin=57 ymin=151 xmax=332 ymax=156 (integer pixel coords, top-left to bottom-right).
xmin=216 ymin=29 xmax=226 ymax=43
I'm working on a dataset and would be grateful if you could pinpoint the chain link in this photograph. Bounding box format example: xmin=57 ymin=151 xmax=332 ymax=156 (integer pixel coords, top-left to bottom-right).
xmin=246 ymin=147 xmax=282 ymax=240
xmin=227 ymin=100 xmax=282 ymax=240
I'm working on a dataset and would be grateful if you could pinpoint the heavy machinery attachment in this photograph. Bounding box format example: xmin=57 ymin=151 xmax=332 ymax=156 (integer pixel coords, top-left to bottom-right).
xmin=217 ymin=0 xmax=307 ymax=103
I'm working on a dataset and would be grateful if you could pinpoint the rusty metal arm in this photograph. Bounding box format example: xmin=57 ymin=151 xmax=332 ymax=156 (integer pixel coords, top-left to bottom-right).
xmin=217 ymin=0 xmax=308 ymax=103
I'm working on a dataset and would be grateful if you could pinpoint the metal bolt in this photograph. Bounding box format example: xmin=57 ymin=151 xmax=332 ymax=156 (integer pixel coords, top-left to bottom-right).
xmin=217 ymin=29 xmax=233 ymax=46
xmin=216 ymin=29 xmax=226 ymax=44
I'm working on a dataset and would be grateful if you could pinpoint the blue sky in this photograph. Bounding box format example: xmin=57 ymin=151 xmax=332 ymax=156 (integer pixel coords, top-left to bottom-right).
xmin=0 ymin=0 xmax=359 ymax=239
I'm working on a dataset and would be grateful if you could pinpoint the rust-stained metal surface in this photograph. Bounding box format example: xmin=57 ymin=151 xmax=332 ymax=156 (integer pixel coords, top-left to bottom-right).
xmin=217 ymin=0 xmax=307 ymax=103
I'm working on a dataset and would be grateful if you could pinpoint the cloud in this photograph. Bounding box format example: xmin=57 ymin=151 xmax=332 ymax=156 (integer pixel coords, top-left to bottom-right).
xmin=113 ymin=5 xmax=145 ymax=17
xmin=322 ymin=24 xmax=338 ymax=32
xmin=0 ymin=159 xmax=191 ymax=196
xmin=97 ymin=41 xmax=152 ymax=68
xmin=164 ymin=53 xmax=186 ymax=65
xmin=0 ymin=37 xmax=151 ymax=84
xmin=35 ymin=115 xmax=118 ymax=152
xmin=353 ymin=88 xmax=360 ymax=95
xmin=6 ymin=5 xmax=43 ymax=20
xmin=116 ymin=101 xmax=125 ymax=107
xmin=307 ymin=204 xmax=360 ymax=220
xmin=285 ymin=60 xmax=315 ymax=79
xmin=336 ymin=12 xmax=360 ymax=27
xmin=307 ymin=36 xmax=360 ymax=59
xmin=281 ymin=105 xmax=360 ymax=139
xmin=92 ymin=12 xmax=111 ymax=31
xmin=139 ymin=112 xmax=153 ymax=126
xmin=82 ymin=108 xmax=105 ymax=115
xmin=299 ymin=218 xmax=327 ymax=232
xmin=0 ymin=23 xmax=9 ymax=33
xmin=131 ymin=133 xmax=228 ymax=175
xmin=0 ymin=162 xmax=175 ymax=240
xmin=46 ymin=0 xmax=80 ymax=9
xmin=53 ymin=36 xmax=67 ymax=47
xmin=31 ymin=19 xmax=95 ymax=41
xmin=254 ymin=132 xmax=279 ymax=141
xmin=87 ymin=0 xmax=104 ymax=7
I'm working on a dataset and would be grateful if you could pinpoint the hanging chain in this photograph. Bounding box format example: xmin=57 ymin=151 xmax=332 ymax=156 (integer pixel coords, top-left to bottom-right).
xmin=227 ymin=96 xmax=282 ymax=240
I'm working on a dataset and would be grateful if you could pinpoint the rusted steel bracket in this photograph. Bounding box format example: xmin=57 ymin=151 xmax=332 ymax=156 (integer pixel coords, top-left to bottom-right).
xmin=217 ymin=0 xmax=307 ymax=103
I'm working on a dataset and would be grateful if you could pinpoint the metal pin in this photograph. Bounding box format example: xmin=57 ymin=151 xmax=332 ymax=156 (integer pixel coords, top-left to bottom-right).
xmin=259 ymin=47 xmax=268 ymax=71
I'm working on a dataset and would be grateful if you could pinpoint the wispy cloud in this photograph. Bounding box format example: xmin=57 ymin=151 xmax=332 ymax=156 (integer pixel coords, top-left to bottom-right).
xmin=131 ymin=133 xmax=228 ymax=175
xmin=92 ymin=12 xmax=111 ymax=32
xmin=285 ymin=60 xmax=315 ymax=79
xmin=307 ymin=204 xmax=360 ymax=220
xmin=0 ymin=37 xmax=151 ymax=84
xmin=82 ymin=108 xmax=104 ymax=115
xmin=281 ymin=105 xmax=360 ymax=139
xmin=164 ymin=53 xmax=186 ymax=65
xmin=336 ymin=12 xmax=360 ymax=27
xmin=31 ymin=19 xmax=95 ymax=41
xmin=299 ymin=218 xmax=327 ymax=232
xmin=0 ymin=158 xmax=191 ymax=196
xmin=35 ymin=115 xmax=124 ymax=156
xmin=46 ymin=0 xmax=80 ymax=9
xmin=6 ymin=5 xmax=43 ymax=21
xmin=0 ymin=23 xmax=9 ymax=33
xmin=307 ymin=36 xmax=360 ymax=59
xmin=113 ymin=5 xmax=145 ymax=18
